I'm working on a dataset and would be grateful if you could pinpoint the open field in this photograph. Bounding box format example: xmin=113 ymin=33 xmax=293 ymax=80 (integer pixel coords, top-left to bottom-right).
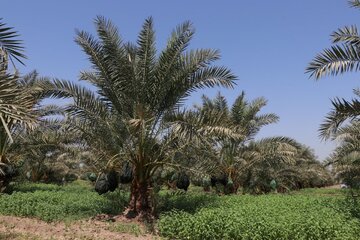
xmin=0 ymin=182 xmax=359 ymax=240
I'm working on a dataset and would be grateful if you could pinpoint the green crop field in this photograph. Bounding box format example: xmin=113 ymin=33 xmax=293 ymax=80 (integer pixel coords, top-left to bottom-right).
xmin=1 ymin=182 xmax=360 ymax=239
xmin=159 ymin=193 xmax=360 ymax=239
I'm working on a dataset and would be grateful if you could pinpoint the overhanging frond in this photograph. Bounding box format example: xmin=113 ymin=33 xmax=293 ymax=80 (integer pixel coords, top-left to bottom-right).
xmin=319 ymin=97 xmax=360 ymax=139
xmin=306 ymin=44 xmax=360 ymax=79
xmin=349 ymin=0 xmax=360 ymax=9
xmin=332 ymin=25 xmax=360 ymax=46
xmin=0 ymin=19 xmax=26 ymax=66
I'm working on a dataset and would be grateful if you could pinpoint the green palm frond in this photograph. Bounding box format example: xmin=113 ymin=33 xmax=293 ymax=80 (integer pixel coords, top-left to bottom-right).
xmin=336 ymin=121 xmax=360 ymax=139
xmin=213 ymin=92 xmax=228 ymax=112
xmin=75 ymin=30 xmax=104 ymax=74
xmin=247 ymin=97 xmax=267 ymax=113
xmin=319 ymin=97 xmax=360 ymax=139
xmin=306 ymin=44 xmax=360 ymax=79
xmin=155 ymin=20 xmax=194 ymax=81
xmin=354 ymin=88 xmax=360 ymax=98
xmin=254 ymin=113 xmax=279 ymax=127
xmin=36 ymin=105 xmax=64 ymax=117
xmin=349 ymin=0 xmax=360 ymax=9
xmin=0 ymin=73 xmax=36 ymax=127
xmin=0 ymin=19 xmax=26 ymax=66
xmin=231 ymin=91 xmax=246 ymax=123
xmin=189 ymin=66 xmax=235 ymax=89
xmin=136 ymin=17 xmax=156 ymax=92
xmin=329 ymin=121 xmax=360 ymax=160
xmin=75 ymin=29 xmax=124 ymax=108
xmin=41 ymin=79 xmax=110 ymax=117
xmin=95 ymin=16 xmax=122 ymax=51
xmin=331 ymin=25 xmax=360 ymax=45
xmin=156 ymin=48 xmax=227 ymax=113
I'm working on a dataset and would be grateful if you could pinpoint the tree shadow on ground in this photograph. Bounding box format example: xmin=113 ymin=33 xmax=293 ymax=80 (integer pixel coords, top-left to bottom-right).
xmin=156 ymin=192 xmax=220 ymax=214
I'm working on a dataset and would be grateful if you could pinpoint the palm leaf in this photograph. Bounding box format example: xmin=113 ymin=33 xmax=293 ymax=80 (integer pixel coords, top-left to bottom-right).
xmin=306 ymin=44 xmax=360 ymax=79
xmin=136 ymin=16 xmax=156 ymax=104
xmin=0 ymin=19 xmax=26 ymax=66
xmin=331 ymin=25 xmax=360 ymax=45
xmin=319 ymin=97 xmax=360 ymax=139
xmin=349 ymin=0 xmax=360 ymax=9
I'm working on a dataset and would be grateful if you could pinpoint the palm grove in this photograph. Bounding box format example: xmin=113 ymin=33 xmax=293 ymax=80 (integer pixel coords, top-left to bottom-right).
xmin=0 ymin=15 xmax=337 ymax=219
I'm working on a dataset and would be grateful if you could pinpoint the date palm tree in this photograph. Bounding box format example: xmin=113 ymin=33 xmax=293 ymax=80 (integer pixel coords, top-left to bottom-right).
xmin=0 ymin=20 xmax=38 ymax=192
xmin=9 ymin=117 xmax=84 ymax=182
xmin=181 ymin=92 xmax=293 ymax=193
xmin=326 ymin=122 xmax=360 ymax=187
xmin=307 ymin=0 xmax=360 ymax=138
xmin=240 ymin=143 xmax=332 ymax=193
xmin=43 ymin=16 xmax=236 ymax=218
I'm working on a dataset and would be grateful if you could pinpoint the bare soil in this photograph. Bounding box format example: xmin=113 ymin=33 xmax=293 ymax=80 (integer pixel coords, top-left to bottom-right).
xmin=0 ymin=215 xmax=158 ymax=240
xmin=324 ymin=184 xmax=341 ymax=189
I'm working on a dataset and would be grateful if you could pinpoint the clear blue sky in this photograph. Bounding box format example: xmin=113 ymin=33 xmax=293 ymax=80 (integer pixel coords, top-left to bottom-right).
xmin=2 ymin=0 xmax=359 ymax=160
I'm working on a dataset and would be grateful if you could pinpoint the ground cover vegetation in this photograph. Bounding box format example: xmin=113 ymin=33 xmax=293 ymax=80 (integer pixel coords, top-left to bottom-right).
xmin=0 ymin=182 xmax=359 ymax=239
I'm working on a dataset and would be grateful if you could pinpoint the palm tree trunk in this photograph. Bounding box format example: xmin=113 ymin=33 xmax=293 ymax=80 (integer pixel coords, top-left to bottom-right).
xmin=124 ymin=164 xmax=153 ymax=220
xmin=0 ymin=154 xmax=9 ymax=193
xmin=0 ymin=168 xmax=6 ymax=192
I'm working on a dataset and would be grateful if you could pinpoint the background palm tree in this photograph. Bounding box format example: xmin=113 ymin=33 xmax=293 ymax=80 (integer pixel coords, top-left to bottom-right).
xmin=181 ymin=92 xmax=331 ymax=194
xmin=307 ymin=0 xmax=360 ymax=138
xmin=325 ymin=122 xmax=360 ymax=187
xmin=43 ymin=16 xmax=236 ymax=218
xmin=307 ymin=1 xmax=360 ymax=187
xmin=240 ymin=142 xmax=332 ymax=193
xmin=0 ymin=20 xmax=40 ymax=192
xmin=178 ymin=92 xmax=307 ymax=194
xmin=9 ymin=117 xmax=86 ymax=183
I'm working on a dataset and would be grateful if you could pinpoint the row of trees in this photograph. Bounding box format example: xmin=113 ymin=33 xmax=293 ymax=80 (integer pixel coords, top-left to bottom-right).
xmin=0 ymin=12 xmax=339 ymax=220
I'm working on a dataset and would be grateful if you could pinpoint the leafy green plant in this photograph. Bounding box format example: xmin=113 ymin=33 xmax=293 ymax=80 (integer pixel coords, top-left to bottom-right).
xmin=157 ymin=191 xmax=219 ymax=214
xmin=0 ymin=182 xmax=128 ymax=221
xmin=159 ymin=194 xmax=360 ymax=240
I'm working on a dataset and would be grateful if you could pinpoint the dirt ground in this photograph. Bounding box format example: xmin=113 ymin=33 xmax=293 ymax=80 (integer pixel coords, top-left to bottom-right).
xmin=324 ymin=184 xmax=341 ymax=189
xmin=0 ymin=215 xmax=158 ymax=240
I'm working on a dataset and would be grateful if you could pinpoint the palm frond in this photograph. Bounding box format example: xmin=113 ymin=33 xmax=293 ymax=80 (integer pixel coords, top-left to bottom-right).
xmin=306 ymin=44 xmax=360 ymax=79
xmin=36 ymin=104 xmax=64 ymax=117
xmin=136 ymin=17 xmax=156 ymax=101
xmin=76 ymin=23 xmax=131 ymax=116
xmin=349 ymin=0 xmax=360 ymax=9
xmin=0 ymin=19 xmax=26 ymax=66
xmin=254 ymin=113 xmax=279 ymax=127
xmin=319 ymin=97 xmax=360 ymax=139
xmin=331 ymin=25 xmax=360 ymax=45
xmin=0 ymin=72 xmax=36 ymax=127
xmin=155 ymin=21 xmax=194 ymax=80
xmin=155 ymin=49 xmax=224 ymax=113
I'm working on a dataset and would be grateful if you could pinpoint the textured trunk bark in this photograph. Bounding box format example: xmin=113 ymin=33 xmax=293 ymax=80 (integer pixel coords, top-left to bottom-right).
xmin=0 ymin=174 xmax=6 ymax=193
xmin=124 ymin=178 xmax=153 ymax=220
xmin=0 ymin=155 xmax=8 ymax=193
xmin=31 ymin=169 xmax=42 ymax=182
xmin=233 ymin=182 xmax=240 ymax=194
xmin=0 ymin=172 xmax=11 ymax=193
